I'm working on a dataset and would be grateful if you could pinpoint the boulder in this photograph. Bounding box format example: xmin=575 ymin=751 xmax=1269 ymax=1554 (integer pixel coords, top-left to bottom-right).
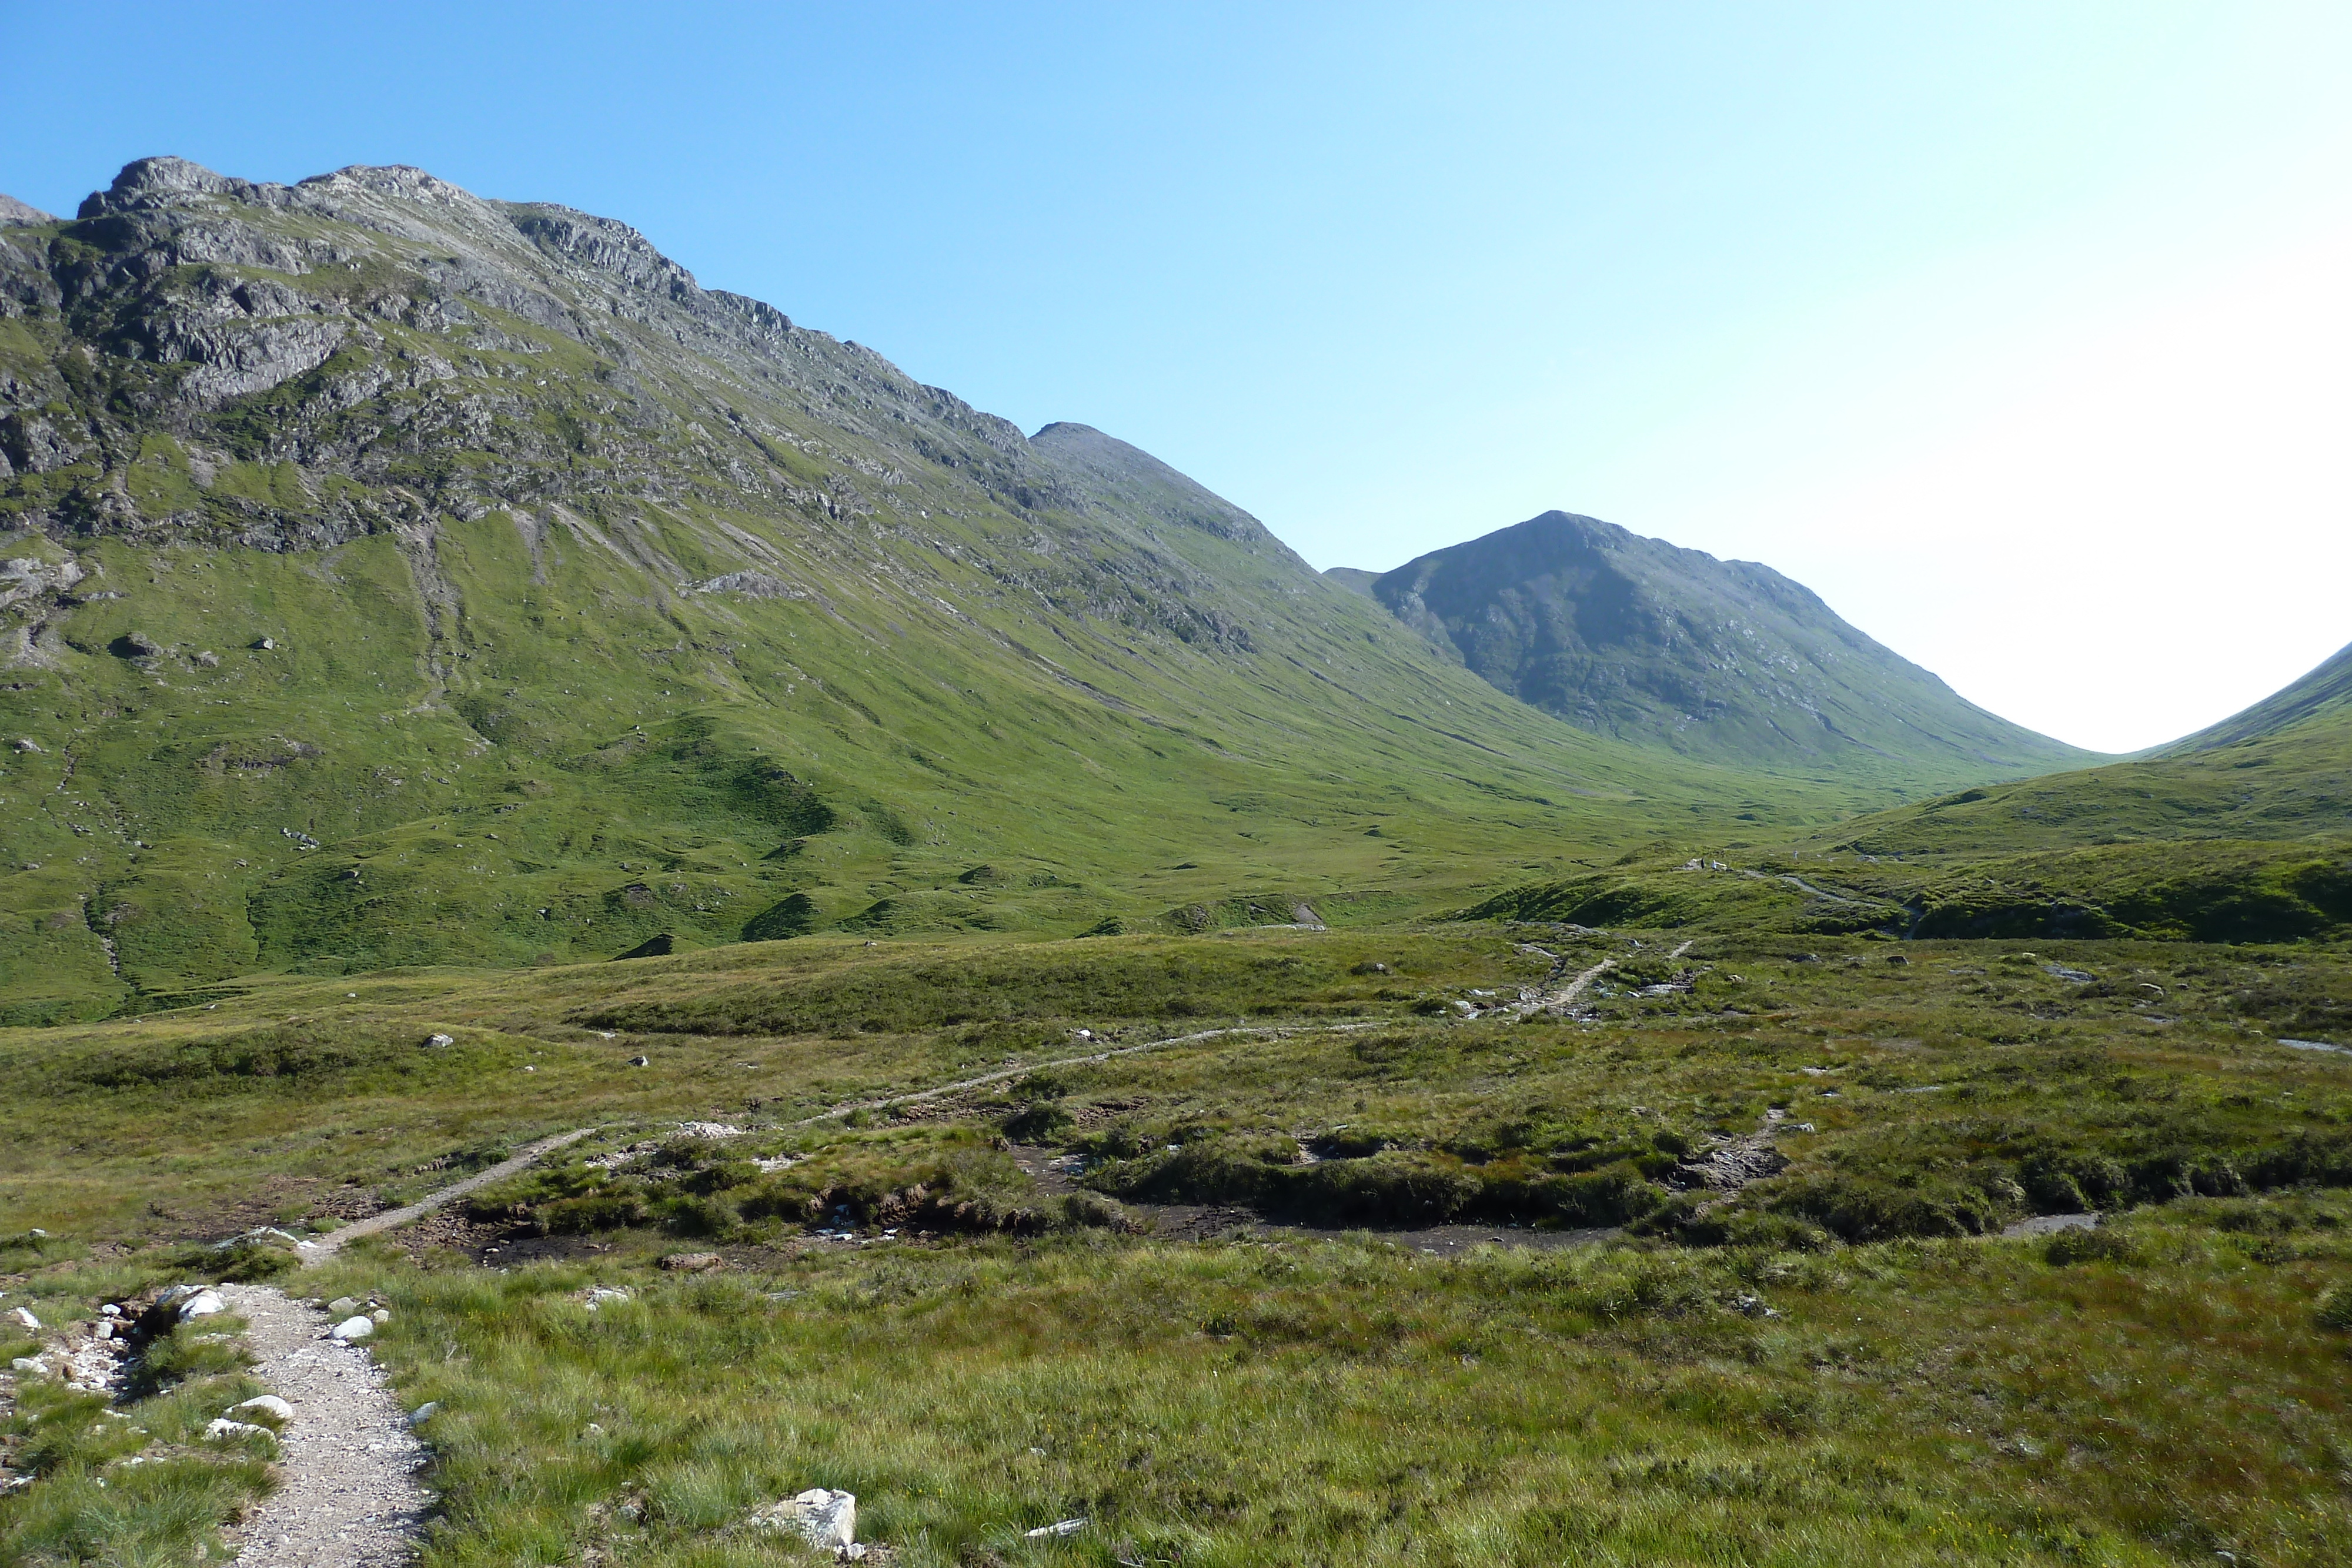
xmin=229 ymin=1395 xmax=293 ymax=1421
xmin=177 ymin=1289 xmax=227 ymax=1320
xmin=746 ymin=1488 xmax=856 ymax=1551
xmin=330 ymin=1315 xmax=373 ymax=1342
xmin=659 ymin=1252 xmax=724 ymax=1273
xmin=425 ymin=1033 xmax=455 ymax=1048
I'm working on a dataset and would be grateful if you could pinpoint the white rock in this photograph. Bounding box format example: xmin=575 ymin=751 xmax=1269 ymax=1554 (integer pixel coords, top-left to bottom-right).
xmin=203 ymin=1417 xmax=273 ymax=1442
xmin=101 ymin=1304 xmax=121 ymax=1318
xmin=9 ymin=1356 xmax=45 ymax=1373
xmin=330 ymin=1315 xmax=373 ymax=1342
xmin=370 ymin=1308 xmax=390 ymax=1323
xmin=1026 ymin=1517 xmax=1088 ymax=1538
xmin=9 ymin=1306 xmax=39 ymax=1330
xmin=746 ymin=1488 xmax=856 ymax=1550
xmin=177 ymin=1289 xmax=227 ymax=1320
xmin=425 ymin=1033 xmax=455 ymax=1048
xmin=583 ymin=1286 xmax=631 ymax=1311
xmin=229 ymin=1395 xmax=293 ymax=1421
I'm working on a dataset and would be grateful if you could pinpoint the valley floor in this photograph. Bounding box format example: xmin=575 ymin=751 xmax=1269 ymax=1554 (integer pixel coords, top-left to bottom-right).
xmin=1 ymin=922 xmax=2348 ymax=1566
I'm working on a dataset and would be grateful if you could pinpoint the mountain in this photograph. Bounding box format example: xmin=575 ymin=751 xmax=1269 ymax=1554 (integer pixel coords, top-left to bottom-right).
xmin=1352 ymin=510 xmax=2100 ymax=791
xmin=2160 ymin=638 xmax=2352 ymax=754
xmin=0 ymin=157 xmax=1886 ymax=1019
xmin=0 ymin=195 xmax=56 ymax=227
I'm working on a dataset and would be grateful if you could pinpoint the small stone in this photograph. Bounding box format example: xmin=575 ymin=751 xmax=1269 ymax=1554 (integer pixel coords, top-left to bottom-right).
xmin=330 ymin=1315 xmax=373 ymax=1342
xmin=101 ymin=1303 xmax=121 ymax=1317
xmin=92 ymin=1320 xmax=113 ymax=1340
xmin=629 ymin=1056 xmax=649 ymax=1067
xmin=660 ymin=1252 xmax=724 ymax=1273
xmin=193 ymin=650 xmax=219 ymax=668
xmin=327 ymin=1297 xmax=360 ymax=1316
xmin=1026 ymin=1517 xmax=1088 ymax=1539
xmin=407 ymin=1401 xmax=440 ymax=1427
xmin=9 ymin=1356 xmax=44 ymax=1373
xmin=370 ymin=1308 xmax=390 ymax=1323
xmin=230 ymin=1395 xmax=293 ymax=1421
xmin=9 ymin=738 xmax=39 ymax=753
xmin=203 ymin=1417 xmax=272 ymax=1442
xmin=745 ymin=1488 xmax=856 ymax=1550
xmin=253 ymin=637 xmax=276 ymax=650
xmin=584 ymin=1286 xmax=631 ymax=1311
xmin=424 ymin=1033 xmax=454 ymax=1048
xmin=178 ymin=1289 xmax=226 ymax=1320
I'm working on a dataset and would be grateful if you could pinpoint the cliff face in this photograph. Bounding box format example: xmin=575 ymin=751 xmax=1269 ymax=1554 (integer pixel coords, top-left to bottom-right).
xmin=1371 ymin=510 xmax=2100 ymax=788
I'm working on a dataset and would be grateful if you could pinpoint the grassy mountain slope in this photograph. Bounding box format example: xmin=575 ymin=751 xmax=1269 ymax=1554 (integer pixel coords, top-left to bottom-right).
xmin=2162 ymin=638 xmax=2352 ymax=753
xmin=0 ymin=158 xmax=1887 ymax=1019
xmin=1354 ymin=510 xmax=2100 ymax=792
xmin=1464 ymin=675 xmax=2352 ymax=945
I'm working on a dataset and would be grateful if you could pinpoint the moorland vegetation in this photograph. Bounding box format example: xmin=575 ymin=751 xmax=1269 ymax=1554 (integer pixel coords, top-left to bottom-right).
xmin=0 ymin=158 xmax=2348 ymax=1567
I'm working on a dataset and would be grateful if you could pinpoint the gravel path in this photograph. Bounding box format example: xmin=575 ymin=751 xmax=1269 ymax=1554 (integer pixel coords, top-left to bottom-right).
xmin=306 ymin=1127 xmax=597 ymax=1258
xmin=217 ymin=1285 xmax=430 ymax=1568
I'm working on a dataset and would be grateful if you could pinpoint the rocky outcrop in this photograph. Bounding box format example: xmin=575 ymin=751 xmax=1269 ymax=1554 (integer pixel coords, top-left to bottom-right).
xmin=0 ymin=195 xmax=54 ymax=227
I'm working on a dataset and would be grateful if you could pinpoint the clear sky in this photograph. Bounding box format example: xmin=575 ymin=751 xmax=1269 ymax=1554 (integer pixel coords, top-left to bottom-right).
xmin=8 ymin=2 xmax=2348 ymax=752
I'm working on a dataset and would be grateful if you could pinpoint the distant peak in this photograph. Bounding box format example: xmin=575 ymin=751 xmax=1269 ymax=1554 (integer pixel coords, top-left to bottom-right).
xmin=0 ymin=193 xmax=54 ymax=226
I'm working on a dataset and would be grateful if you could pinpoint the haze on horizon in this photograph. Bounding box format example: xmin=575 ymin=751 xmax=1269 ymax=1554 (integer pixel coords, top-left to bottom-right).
xmin=9 ymin=1 xmax=2347 ymax=755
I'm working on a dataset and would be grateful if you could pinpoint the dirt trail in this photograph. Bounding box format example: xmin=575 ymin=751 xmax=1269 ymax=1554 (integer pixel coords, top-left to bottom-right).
xmin=788 ymin=1022 xmax=1361 ymax=1126
xmin=306 ymin=1128 xmax=597 ymax=1258
xmin=200 ymin=1132 xmax=598 ymax=1567
xmin=217 ymin=1285 xmax=430 ymax=1568
xmin=1505 ymin=938 xmax=1693 ymax=1021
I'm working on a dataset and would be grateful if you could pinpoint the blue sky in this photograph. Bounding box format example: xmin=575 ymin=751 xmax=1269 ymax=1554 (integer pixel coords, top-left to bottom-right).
xmin=8 ymin=2 xmax=2350 ymax=750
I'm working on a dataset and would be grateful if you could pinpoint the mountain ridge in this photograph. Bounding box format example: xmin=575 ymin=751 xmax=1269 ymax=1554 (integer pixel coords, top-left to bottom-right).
xmin=0 ymin=155 xmax=1898 ymax=1018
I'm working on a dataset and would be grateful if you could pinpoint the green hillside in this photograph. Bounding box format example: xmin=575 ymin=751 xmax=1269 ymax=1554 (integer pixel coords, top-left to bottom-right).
xmin=1352 ymin=510 xmax=2100 ymax=791
xmin=1462 ymin=670 xmax=2352 ymax=945
xmin=2161 ymin=638 xmax=2352 ymax=754
xmin=0 ymin=158 xmax=1906 ymax=1021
